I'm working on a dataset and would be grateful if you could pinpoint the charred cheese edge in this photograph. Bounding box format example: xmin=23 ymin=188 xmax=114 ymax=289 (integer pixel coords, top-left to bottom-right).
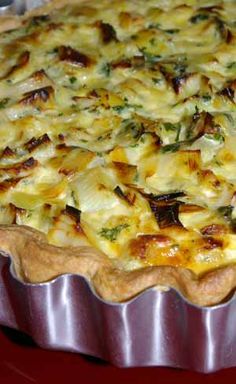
xmin=0 ymin=0 xmax=236 ymax=276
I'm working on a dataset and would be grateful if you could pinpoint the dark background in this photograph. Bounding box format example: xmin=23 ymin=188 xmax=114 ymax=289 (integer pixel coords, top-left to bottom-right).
xmin=0 ymin=326 xmax=236 ymax=384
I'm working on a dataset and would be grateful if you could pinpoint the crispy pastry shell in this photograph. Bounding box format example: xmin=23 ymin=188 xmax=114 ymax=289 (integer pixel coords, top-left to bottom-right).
xmin=1 ymin=225 xmax=236 ymax=306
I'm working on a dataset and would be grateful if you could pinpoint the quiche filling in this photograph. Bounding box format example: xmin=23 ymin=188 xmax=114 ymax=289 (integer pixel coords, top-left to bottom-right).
xmin=0 ymin=0 xmax=236 ymax=277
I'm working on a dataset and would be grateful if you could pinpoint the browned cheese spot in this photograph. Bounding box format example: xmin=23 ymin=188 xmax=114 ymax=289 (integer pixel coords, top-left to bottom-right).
xmin=129 ymin=234 xmax=173 ymax=259
xmin=95 ymin=21 xmax=118 ymax=44
xmin=201 ymin=224 xmax=228 ymax=235
xmin=58 ymin=46 xmax=92 ymax=67
xmin=20 ymin=86 xmax=54 ymax=105
xmin=25 ymin=134 xmax=51 ymax=152
xmin=0 ymin=177 xmax=23 ymax=192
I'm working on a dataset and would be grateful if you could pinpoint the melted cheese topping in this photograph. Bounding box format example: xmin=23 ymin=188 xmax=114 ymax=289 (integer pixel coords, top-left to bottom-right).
xmin=0 ymin=0 xmax=236 ymax=275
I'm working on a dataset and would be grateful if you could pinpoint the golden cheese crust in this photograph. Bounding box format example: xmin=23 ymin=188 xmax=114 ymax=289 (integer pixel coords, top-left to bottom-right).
xmin=0 ymin=0 xmax=236 ymax=305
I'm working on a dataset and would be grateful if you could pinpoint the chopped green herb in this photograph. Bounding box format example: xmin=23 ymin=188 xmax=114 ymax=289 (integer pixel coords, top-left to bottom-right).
xmin=175 ymin=125 xmax=181 ymax=142
xmin=215 ymin=17 xmax=226 ymax=37
xmin=149 ymin=38 xmax=156 ymax=46
xmin=205 ymin=133 xmax=224 ymax=143
xmin=71 ymin=190 xmax=78 ymax=206
xmin=26 ymin=211 xmax=33 ymax=218
xmin=163 ymin=122 xmax=180 ymax=132
xmin=218 ymin=205 xmax=233 ymax=220
xmin=190 ymin=14 xmax=209 ymax=24
xmin=0 ymin=98 xmax=10 ymax=109
xmin=148 ymin=24 xmax=179 ymax=34
xmin=121 ymin=119 xmax=144 ymax=139
xmin=227 ymin=62 xmax=236 ymax=70
xmin=48 ymin=47 xmax=59 ymax=54
xmin=100 ymin=62 xmax=111 ymax=77
xmin=165 ymin=29 xmax=180 ymax=34
xmin=161 ymin=142 xmax=180 ymax=153
xmin=202 ymin=94 xmax=212 ymax=102
xmin=112 ymin=102 xmax=142 ymax=114
xmin=148 ymin=23 xmax=161 ymax=29
xmin=163 ymin=122 xmax=182 ymax=142
xmin=69 ymin=76 xmax=77 ymax=84
xmin=174 ymin=62 xmax=187 ymax=75
xmin=133 ymin=172 xmax=139 ymax=183
xmin=112 ymin=105 xmax=127 ymax=113
xmin=224 ymin=113 xmax=235 ymax=126
xmin=218 ymin=205 xmax=236 ymax=231
xmin=29 ymin=15 xmax=50 ymax=27
xmin=97 ymin=132 xmax=111 ymax=141
xmin=25 ymin=15 xmax=50 ymax=33
xmin=140 ymin=48 xmax=162 ymax=63
xmin=152 ymin=77 xmax=162 ymax=85
xmin=99 ymin=224 xmax=129 ymax=242
xmin=214 ymin=159 xmax=223 ymax=167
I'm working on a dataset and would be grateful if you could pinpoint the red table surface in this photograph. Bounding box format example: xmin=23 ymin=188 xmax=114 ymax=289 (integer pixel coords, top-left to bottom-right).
xmin=0 ymin=326 xmax=236 ymax=384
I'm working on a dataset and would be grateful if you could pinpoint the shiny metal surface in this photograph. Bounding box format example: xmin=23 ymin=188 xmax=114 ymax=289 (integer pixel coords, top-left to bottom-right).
xmin=1 ymin=0 xmax=236 ymax=373
xmin=0 ymin=255 xmax=236 ymax=372
xmin=0 ymin=0 xmax=15 ymax=14
xmin=0 ymin=0 xmax=45 ymax=14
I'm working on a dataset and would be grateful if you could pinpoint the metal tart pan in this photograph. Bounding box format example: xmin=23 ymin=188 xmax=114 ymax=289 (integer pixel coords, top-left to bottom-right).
xmin=1 ymin=0 xmax=236 ymax=373
xmin=1 ymin=255 xmax=236 ymax=373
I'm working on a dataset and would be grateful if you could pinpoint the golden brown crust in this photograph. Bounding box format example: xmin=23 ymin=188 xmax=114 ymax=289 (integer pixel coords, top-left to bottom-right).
xmin=1 ymin=224 xmax=236 ymax=306
xmin=0 ymin=16 xmax=22 ymax=32
xmin=0 ymin=225 xmax=110 ymax=282
xmin=0 ymin=0 xmax=89 ymax=32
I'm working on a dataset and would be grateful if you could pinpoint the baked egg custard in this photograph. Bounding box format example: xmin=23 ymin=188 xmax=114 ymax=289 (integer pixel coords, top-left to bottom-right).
xmin=0 ymin=0 xmax=236 ymax=305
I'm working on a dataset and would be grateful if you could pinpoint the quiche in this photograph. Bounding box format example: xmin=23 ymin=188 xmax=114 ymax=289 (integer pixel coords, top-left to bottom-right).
xmin=0 ymin=0 xmax=236 ymax=306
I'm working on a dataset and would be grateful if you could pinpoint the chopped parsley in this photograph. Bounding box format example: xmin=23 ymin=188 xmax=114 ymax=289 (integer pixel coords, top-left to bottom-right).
xmin=165 ymin=29 xmax=180 ymax=34
xmin=163 ymin=122 xmax=182 ymax=142
xmin=163 ymin=122 xmax=180 ymax=132
xmin=121 ymin=119 xmax=144 ymax=140
xmin=100 ymin=62 xmax=111 ymax=77
xmin=149 ymin=38 xmax=156 ymax=46
xmin=69 ymin=76 xmax=77 ymax=84
xmin=112 ymin=102 xmax=142 ymax=114
xmin=161 ymin=142 xmax=181 ymax=153
xmin=190 ymin=14 xmax=209 ymax=24
xmin=227 ymin=62 xmax=236 ymax=70
xmin=152 ymin=77 xmax=162 ymax=85
xmin=218 ymin=205 xmax=236 ymax=232
xmin=99 ymin=224 xmax=129 ymax=242
xmin=25 ymin=15 xmax=50 ymax=33
xmin=215 ymin=17 xmax=226 ymax=37
xmin=71 ymin=191 xmax=78 ymax=206
xmin=218 ymin=205 xmax=233 ymax=220
xmin=112 ymin=105 xmax=127 ymax=113
xmin=139 ymin=48 xmax=162 ymax=63
xmin=202 ymin=94 xmax=212 ymax=102
xmin=48 ymin=47 xmax=59 ymax=54
xmin=174 ymin=62 xmax=187 ymax=76
xmin=148 ymin=23 xmax=161 ymax=29
xmin=205 ymin=133 xmax=225 ymax=143
xmin=0 ymin=98 xmax=10 ymax=109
